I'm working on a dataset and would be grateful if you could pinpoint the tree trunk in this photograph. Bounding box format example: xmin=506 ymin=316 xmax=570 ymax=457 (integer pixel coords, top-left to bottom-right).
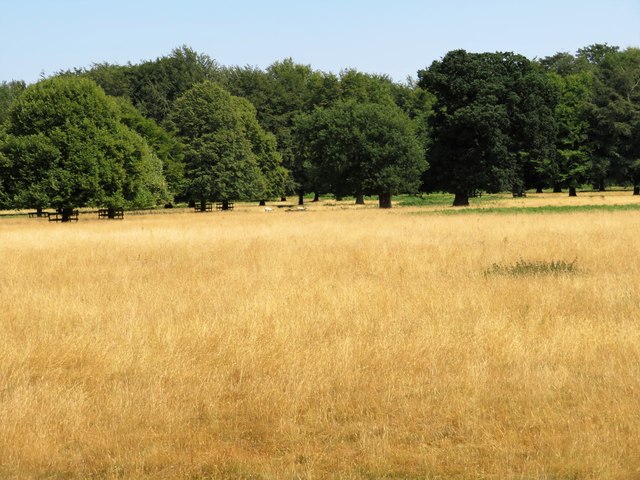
xmin=355 ymin=193 xmax=365 ymax=205
xmin=569 ymin=186 xmax=577 ymax=197
xmin=36 ymin=207 xmax=44 ymax=217
xmin=200 ymin=199 xmax=206 ymax=212
xmin=599 ymin=180 xmax=606 ymax=192
xmin=378 ymin=193 xmax=392 ymax=209
xmin=259 ymin=200 xmax=266 ymax=206
xmin=633 ymin=186 xmax=639 ymax=196
xmin=222 ymin=199 xmax=230 ymax=210
xmin=453 ymin=192 xmax=469 ymax=206
xmin=61 ymin=207 xmax=74 ymax=223
xmin=108 ymin=207 xmax=116 ymax=219
xmin=313 ymin=192 xmax=320 ymax=202
xmin=188 ymin=199 xmax=196 ymax=208
xmin=553 ymin=185 xmax=562 ymax=193
xmin=281 ymin=196 xmax=287 ymax=202
xmin=536 ymin=186 xmax=543 ymax=194
xmin=298 ymin=191 xmax=304 ymax=206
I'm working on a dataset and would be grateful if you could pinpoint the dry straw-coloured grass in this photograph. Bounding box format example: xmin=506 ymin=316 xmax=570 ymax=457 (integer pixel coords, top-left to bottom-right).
xmin=1 ymin=196 xmax=640 ymax=479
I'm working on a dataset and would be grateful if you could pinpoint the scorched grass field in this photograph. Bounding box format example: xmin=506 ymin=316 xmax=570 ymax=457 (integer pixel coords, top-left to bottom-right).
xmin=1 ymin=193 xmax=639 ymax=479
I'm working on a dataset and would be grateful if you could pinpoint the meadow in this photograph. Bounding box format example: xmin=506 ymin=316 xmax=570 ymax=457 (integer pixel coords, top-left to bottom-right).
xmin=1 ymin=192 xmax=639 ymax=479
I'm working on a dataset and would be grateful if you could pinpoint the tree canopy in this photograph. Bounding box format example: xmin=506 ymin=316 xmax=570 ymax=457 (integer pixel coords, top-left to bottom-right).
xmin=112 ymin=97 xmax=185 ymax=200
xmin=0 ymin=81 xmax=26 ymax=126
xmin=167 ymin=81 xmax=286 ymax=206
xmin=294 ymin=100 xmax=426 ymax=207
xmin=588 ymin=47 xmax=640 ymax=190
xmin=2 ymin=43 xmax=640 ymax=216
xmin=0 ymin=77 xmax=169 ymax=216
xmin=418 ymin=50 xmax=558 ymax=205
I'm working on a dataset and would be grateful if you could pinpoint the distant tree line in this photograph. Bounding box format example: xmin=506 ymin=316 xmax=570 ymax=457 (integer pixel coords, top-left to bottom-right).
xmin=0 ymin=44 xmax=638 ymax=217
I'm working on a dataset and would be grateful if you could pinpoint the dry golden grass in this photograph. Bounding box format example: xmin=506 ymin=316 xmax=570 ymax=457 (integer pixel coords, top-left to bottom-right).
xmin=1 ymin=195 xmax=640 ymax=479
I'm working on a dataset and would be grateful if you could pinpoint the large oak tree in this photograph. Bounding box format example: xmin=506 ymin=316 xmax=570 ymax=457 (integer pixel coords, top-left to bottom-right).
xmin=0 ymin=77 xmax=169 ymax=219
xmin=418 ymin=50 xmax=558 ymax=205
xmin=167 ymin=81 xmax=287 ymax=208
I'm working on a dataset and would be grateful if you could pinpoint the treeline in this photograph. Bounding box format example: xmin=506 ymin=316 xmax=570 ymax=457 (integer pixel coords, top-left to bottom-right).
xmin=0 ymin=44 xmax=638 ymax=216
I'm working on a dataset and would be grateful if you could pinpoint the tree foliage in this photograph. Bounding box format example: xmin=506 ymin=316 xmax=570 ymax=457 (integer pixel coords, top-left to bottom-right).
xmin=167 ymin=81 xmax=286 ymax=204
xmin=112 ymin=97 xmax=185 ymax=199
xmin=0 ymin=77 xmax=169 ymax=211
xmin=337 ymin=69 xmax=396 ymax=105
xmin=80 ymin=46 xmax=219 ymax=124
xmin=589 ymin=47 xmax=640 ymax=189
xmin=546 ymin=71 xmax=594 ymax=190
xmin=418 ymin=50 xmax=558 ymax=205
xmin=2 ymin=42 xmax=640 ymax=214
xmin=294 ymin=100 xmax=426 ymax=207
xmin=540 ymin=44 xmax=640 ymax=192
xmin=0 ymin=80 xmax=27 ymax=126
xmin=131 ymin=47 xmax=220 ymax=123
xmin=220 ymin=59 xmax=340 ymax=196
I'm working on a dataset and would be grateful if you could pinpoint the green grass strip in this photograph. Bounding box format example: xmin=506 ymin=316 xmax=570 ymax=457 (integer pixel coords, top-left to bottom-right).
xmin=409 ymin=203 xmax=640 ymax=215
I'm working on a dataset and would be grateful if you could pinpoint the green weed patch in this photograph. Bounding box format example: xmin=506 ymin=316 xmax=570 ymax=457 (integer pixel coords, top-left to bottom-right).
xmin=485 ymin=258 xmax=579 ymax=277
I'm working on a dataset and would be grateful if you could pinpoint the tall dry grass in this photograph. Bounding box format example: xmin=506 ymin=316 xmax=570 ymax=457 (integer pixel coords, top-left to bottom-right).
xmin=1 ymin=201 xmax=639 ymax=478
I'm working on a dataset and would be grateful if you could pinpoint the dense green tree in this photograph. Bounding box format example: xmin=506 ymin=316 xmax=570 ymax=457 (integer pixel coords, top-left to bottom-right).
xmin=391 ymin=78 xmax=435 ymax=121
xmin=220 ymin=59 xmax=340 ymax=199
xmin=515 ymin=63 xmax=561 ymax=194
xmin=6 ymin=44 xmax=637 ymax=209
xmin=538 ymin=44 xmax=639 ymax=193
xmin=547 ymin=71 xmax=593 ymax=195
xmin=588 ymin=47 xmax=640 ymax=193
xmin=220 ymin=65 xmax=272 ymax=125
xmin=125 ymin=46 xmax=219 ymax=123
xmin=167 ymin=81 xmax=286 ymax=208
xmin=262 ymin=59 xmax=333 ymax=196
xmin=539 ymin=52 xmax=585 ymax=76
xmin=630 ymin=124 xmax=640 ymax=195
xmin=577 ymin=44 xmax=620 ymax=66
xmin=390 ymin=79 xmax=436 ymax=193
xmin=112 ymin=97 xmax=185 ymax=200
xmin=418 ymin=50 xmax=558 ymax=205
xmin=0 ymin=133 xmax=7 ymax=208
xmin=79 ymin=53 xmax=428 ymax=203
xmin=338 ymin=69 xmax=396 ymax=105
xmin=69 ymin=46 xmax=220 ymax=126
xmin=83 ymin=62 xmax=132 ymax=98
xmin=294 ymin=100 xmax=426 ymax=208
xmin=0 ymin=77 xmax=169 ymax=219
xmin=234 ymin=96 xmax=288 ymax=203
xmin=0 ymin=81 xmax=27 ymax=126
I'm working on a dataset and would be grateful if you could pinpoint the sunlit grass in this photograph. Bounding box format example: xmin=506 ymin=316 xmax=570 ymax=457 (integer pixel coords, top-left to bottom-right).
xmin=1 ymin=198 xmax=639 ymax=478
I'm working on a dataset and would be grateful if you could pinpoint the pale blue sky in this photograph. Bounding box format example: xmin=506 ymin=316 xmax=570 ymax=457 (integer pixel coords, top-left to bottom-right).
xmin=1 ymin=0 xmax=639 ymax=84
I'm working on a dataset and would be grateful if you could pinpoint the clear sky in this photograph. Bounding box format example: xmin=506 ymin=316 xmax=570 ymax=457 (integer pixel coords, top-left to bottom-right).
xmin=1 ymin=0 xmax=639 ymax=84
